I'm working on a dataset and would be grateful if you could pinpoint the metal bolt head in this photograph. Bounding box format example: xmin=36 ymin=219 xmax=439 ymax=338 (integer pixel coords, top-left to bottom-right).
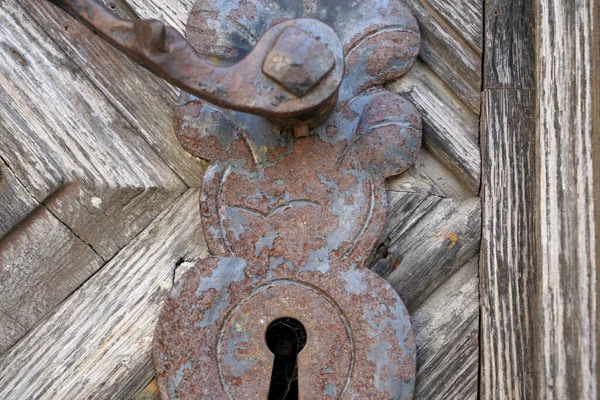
xmin=262 ymin=27 xmax=335 ymax=97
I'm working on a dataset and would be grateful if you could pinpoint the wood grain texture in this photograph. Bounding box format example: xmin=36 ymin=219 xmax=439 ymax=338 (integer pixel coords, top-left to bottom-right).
xmin=480 ymin=89 xmax=537 ymax=399
xmin=482 ymin=0 xmax=598 ymax=397
xmin=0 ymin=205 xmax=104 ymax=353
xmin=427 ymin=0 xmax=483 ymax=54
xmin=387 ymin=146 xmax=473 ymax=199
xmin=401 ymin=0 xmax=482 ymax=113
xmin=0 ymin=0 xmax=186 ymax=253
xmin=537 ymin=0 xmax=598 ymax=396
xmin=484 ymin=0 xmax=535 ymax=89
xmin=390 ymin=60 xmax=481 ymax=194
xmin=0 ymin=157 xmax=38 ymax=238
xmin=0 ymin=0 xmax=195 ymax=355
xmin=23 ymin=0 xmax=206 ymax=188
xmin=367 ymin=191 xmax=482 ymax=310
xmin=412 ymin=256 xmax=479 ymax=399
xmin=0 ymin=189 xmax=208 ymax=400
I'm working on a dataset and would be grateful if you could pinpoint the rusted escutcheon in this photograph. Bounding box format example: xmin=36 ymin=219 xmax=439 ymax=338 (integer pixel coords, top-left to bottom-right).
xmin=153 ymin=0 xmax=422 ymax=398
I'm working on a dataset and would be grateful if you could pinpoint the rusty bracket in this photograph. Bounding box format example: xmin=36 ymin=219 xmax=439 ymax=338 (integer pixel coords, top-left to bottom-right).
xmin=48 ymin=0 xmax=343 ymax=128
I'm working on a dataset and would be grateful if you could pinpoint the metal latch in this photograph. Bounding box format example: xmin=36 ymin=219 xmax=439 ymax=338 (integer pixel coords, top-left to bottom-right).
xmin=49 ymin=0 xmax=422 ymax=398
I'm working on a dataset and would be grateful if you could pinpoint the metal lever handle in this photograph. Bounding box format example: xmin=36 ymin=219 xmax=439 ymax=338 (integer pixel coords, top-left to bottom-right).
xmin=48 ymin=0 xmax=344 ymax=128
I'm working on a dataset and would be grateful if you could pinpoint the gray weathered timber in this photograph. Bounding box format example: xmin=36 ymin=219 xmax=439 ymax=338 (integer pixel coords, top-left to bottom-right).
xmin=0 ymin=0 xmax=186 ymax=255
xmin=0 ymin=189 xmax=208 ymax=400
xmin=0 ymin=0 xmax=189 ymax=355
xmin=427 ymin=0 xmax=482 ymax=55
xmin=388 ymin=146 xmax=474 ymax=199
xmin=0 ymin=158 xmax=38 ymax=238
xmin=390 ymin=60 xmax=481 ymax=194
xmin=368 ymin=191 xmax=482 ymax=310
xmin=480 ymin=0 xmax=537 ymax=395
xmin=482 ymin=0 xmax=599 ymax=398
xmin=412 ymin=256 xmax=479 ymax=400
xmin=0 ymin=206 xmax=105 ymax=353
xmin=484 ymin=0 xmax=535 ymax=89
xmin=401 ymin=0 xmax=482 ymax=113
xmin=480 ymin=89 xmax=537 ymax=399
xmin=537 ymin=0 xmax=598 ymax=396
xmin=20 ymin=0 xmax=207 ymax=188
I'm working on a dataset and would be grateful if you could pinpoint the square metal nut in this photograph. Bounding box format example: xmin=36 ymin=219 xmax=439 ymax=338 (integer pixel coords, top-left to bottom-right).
xmin=262 ymin=27 xmax=335 ymax=97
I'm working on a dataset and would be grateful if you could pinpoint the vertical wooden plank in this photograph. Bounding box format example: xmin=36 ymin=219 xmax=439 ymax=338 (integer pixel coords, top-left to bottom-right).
xmin=481 ymin=0 xmax=538 ymax=398
xmin=484 ymin=0 xmax=536 ymax=89
xmin=537 ymin=0 xmax=598 ymax=397
xmin=480 ymin=89 xmax=537 ymax=399
xmin=483 ymin=0 xmax=599 ymax=397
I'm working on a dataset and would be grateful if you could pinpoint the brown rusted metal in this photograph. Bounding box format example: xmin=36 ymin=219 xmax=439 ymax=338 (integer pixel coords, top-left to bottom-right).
xmin=47 ymin=0 xmax=344 ymax=127
xmin=153 ymin=1 xmax=421 ymax=399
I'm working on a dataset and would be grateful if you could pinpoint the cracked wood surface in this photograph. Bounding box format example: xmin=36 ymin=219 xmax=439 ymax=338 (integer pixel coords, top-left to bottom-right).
xmin=0 ymin=189 xmax=208 ymax=399
xmin=0 ymin=0 xmax=483 ymax=398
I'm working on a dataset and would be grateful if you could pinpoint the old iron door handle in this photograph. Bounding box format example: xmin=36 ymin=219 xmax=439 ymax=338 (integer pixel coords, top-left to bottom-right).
xmin=48 ymin=0 xmax=344 ymax=129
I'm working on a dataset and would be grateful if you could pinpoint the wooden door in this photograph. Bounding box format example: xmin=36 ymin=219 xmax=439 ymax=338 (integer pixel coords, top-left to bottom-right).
xmin=0 ymin=0 xmax=596 ymax=399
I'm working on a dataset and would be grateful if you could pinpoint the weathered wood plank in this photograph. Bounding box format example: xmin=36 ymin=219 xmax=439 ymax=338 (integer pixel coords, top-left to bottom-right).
xmin=401 ymin=0 xmax=482 ymax=113
xmin=368 ymin=191 xmax=481 ymax=310
xmin=0 ymin=189 xmax=207 ymax=399
xmin=0 ymin=157 xmax=38 ymax=238
xmin=427 ymin=0 xmax=483 ymax=54
xmin=387 ymin=146 xmax=473 ymax=199
xmin=24 ymin=0 xmax=206 ymax=188
xmin=480 ymin=89 xmax=536 ymax=399
xmin=537 ymin=0 xmax=598 ymax=396
xmin=0 ymin=205 xmax=104 ymax=354
xmin=412 ymin=256 xmax=479 ymax=399
xmin=390 ymin=60 xmax=481 ymax=194
xmin=0 ymin=0 xmax=186 ymax=257
xmin=484 ymin=0 xmax=535 ymax=88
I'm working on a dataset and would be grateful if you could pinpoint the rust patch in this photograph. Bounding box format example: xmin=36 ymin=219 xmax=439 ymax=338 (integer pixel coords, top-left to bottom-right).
xmin=444 ymin=232 xmax=459 ymax=248
xmin=228 ymin=0 xmax=257 ymax=21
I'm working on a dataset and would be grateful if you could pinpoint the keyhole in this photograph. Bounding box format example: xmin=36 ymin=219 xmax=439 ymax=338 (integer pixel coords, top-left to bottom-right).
xmin=266 ymin=318 xmax=307 ymax=400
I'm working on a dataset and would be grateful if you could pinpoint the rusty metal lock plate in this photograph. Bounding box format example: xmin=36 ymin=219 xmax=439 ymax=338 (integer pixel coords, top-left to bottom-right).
xmin=153 ymin=0 xmax=422 ymax=399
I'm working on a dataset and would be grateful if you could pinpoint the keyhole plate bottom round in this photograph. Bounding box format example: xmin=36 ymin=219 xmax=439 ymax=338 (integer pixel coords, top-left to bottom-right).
xmin=153 ymin=257 xmax=416 ymax=400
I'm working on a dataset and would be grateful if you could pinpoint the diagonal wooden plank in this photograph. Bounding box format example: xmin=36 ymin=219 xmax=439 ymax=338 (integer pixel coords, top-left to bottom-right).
xmin=368 ymin=191 xmax=482 ymax=310
xmin=0 ymin=0 xmax=187 ymax=255
xmin=0 ymin=189 xmax=207 ymax=400
xmin=388 ymin=146 xmax=474 ymax=199
xmin=0 ymin=157 xmax=38 ymax=238
xmin=390 ymin=60 xmax=481 ymax=194
xmin=0 ymin=0 xmax=192 ymax=357
xmin=401 ymin=0 xmax=482 ymax=114
xmin=412 ymin=256 xmax=479 ymax=399
xmin=0 ymin=205 xmax=104 ymax=353
xmin=22 ymin=0 xmax=206 ymax=188
xmin=427 ymin=0 xmax=483 ymax=54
